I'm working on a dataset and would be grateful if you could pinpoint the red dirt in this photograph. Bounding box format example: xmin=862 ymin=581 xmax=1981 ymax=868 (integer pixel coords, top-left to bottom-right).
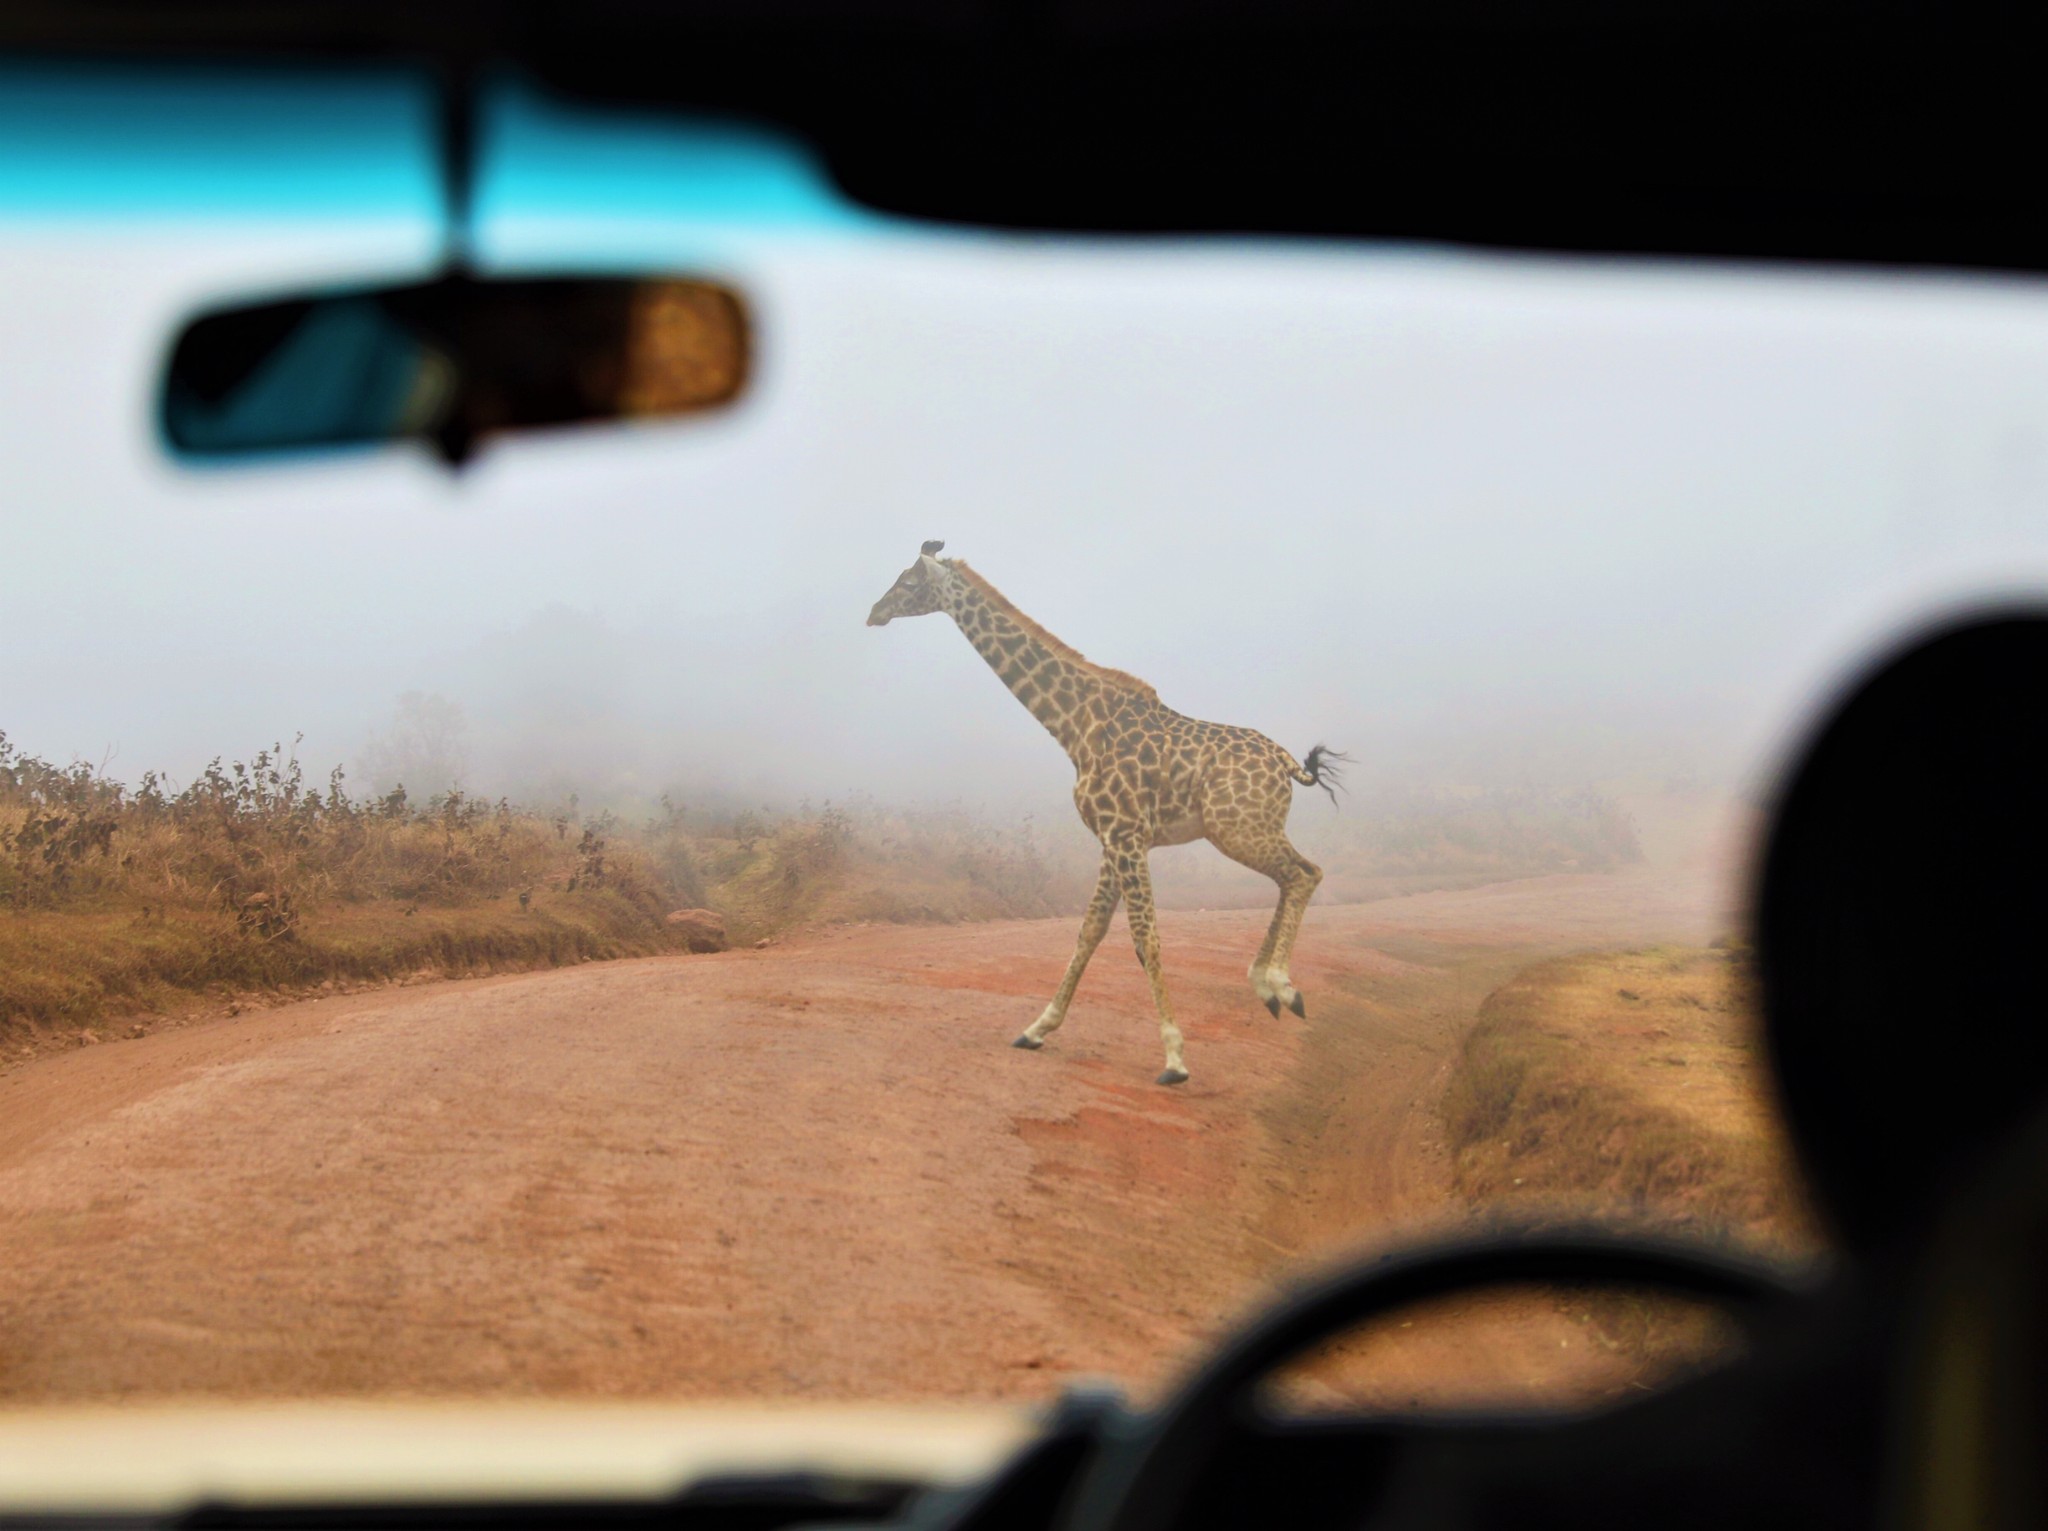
xmin=0 ymin=854 xmax=1734 ymax=1408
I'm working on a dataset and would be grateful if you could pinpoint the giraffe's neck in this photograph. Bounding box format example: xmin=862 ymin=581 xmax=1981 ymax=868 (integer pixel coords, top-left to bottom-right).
xmin=940 ymin=571 xmax=1110 ymax=760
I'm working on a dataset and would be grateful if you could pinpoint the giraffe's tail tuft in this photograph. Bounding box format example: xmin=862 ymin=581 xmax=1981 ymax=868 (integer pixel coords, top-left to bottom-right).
xmin=1295 ymin=744 xmax=1352 ymax=805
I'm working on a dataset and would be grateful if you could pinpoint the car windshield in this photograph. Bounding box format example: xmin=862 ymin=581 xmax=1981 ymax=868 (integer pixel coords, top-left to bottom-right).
xmin=4 ymin=61 xmax=2047 ymax=1420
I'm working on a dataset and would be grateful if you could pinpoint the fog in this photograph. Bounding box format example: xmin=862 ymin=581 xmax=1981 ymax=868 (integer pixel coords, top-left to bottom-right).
xmin=9 ymin=220 xmax=2048 ymax=834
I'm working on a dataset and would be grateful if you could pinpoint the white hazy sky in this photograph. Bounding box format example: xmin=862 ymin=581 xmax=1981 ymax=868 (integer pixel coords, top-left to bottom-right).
xmin=8 ymin=215 xmax=2048 ymax=820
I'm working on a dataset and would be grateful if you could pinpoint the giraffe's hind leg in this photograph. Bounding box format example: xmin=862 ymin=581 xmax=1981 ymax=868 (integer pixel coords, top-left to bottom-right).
xmin=1210 ymin=817 xmax=1323 ymax=1019
xmin=1263 ymin=844 xmax=1323 ymax=1017
xmin=1017 ymin=849 xmax=1121 ymax=1050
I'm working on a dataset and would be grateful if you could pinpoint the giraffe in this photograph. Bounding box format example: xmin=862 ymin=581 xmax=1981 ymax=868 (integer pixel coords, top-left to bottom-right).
xmin=867 ymin=541 xmax=1345 ymax=1086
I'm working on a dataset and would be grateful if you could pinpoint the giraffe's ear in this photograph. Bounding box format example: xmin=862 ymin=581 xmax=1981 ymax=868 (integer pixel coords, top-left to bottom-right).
xmin=920 ymin=539 xmax=945 ymax=557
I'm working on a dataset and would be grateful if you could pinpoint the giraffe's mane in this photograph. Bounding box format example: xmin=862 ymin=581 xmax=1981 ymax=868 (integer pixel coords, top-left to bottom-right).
xmin=949 ymin=561 xmax=1159 ymax=699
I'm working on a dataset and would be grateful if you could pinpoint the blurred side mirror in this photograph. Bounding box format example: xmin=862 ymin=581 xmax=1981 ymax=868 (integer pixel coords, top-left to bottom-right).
xmin=161 ymin=273 xmax=750 ymax=466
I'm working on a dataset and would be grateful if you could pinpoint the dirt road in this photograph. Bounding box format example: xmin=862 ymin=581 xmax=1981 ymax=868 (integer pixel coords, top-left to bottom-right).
xmin=0 ymin=854 xmax=1732 ymax=1407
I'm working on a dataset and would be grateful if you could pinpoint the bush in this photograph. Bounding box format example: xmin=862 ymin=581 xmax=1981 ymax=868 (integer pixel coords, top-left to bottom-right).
xmin=0 ymin=733 xmax=688 ymax=1044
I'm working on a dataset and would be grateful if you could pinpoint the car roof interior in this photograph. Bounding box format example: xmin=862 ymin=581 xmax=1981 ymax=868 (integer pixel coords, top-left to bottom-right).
xmin=3 ymin=1 xmax=2045 ymax=269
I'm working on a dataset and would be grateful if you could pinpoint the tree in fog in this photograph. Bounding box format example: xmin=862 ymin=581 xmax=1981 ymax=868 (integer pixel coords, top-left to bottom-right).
xmin=358 ymin=692 xmax=470 ymax=797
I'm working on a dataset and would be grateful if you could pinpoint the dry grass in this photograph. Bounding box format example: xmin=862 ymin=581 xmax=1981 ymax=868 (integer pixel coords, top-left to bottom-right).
xmin=0 ymin=894 xmax=663 ymax=1040
xmin=679 ymin=798 xmax=1090 ymax=941
xmin=0 ymin=740 xmax=1086 ymax=1057
xmin=1441 ymin=944 xmax=1826 ymax=1381
xmin=0 ymin=735 xmax=695 ymax=1055
xmin=1445 ymin=944 xmax=1818 ymax=1251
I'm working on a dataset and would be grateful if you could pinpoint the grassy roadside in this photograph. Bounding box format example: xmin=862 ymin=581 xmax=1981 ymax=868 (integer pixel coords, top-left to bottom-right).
xmin=0 ymin=891 xmax=677 ymax=1052
xmin=1443 ymin=944 xmax=1816 ymax=1249
xmin=1442 ymin=944 xmax=1824 ymax=1377
xmin=0 ymin=732 xmax=1095 ymax=1060
xmin=0 ymin=735 xmax=715 ymax=1062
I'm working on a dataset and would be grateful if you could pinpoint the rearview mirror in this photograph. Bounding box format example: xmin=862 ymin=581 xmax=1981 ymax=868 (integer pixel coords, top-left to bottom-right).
xmin=161 ymin=273 xmax=751 ymax=466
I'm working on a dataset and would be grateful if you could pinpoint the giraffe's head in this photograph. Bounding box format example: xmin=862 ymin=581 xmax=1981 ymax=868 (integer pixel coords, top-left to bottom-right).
xmin=866 ymin=540 xmax=952 ymax=626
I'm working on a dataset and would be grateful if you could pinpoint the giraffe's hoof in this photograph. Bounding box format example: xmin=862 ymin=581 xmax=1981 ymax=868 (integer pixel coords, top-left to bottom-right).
xmin=1263 ymin=994 xmax=1282 ymax=1018
xmin=1287 ymin=992 xmax=1307 ymax=1019
xmin=1012 ymin=1034 xmax=1044 ymax=1051
xmin=1156 ymin=1067 xmax=1189 ymax=1086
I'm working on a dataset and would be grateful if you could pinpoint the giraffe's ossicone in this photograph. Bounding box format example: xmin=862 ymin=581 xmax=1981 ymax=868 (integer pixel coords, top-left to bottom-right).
xmin=868 ymin=543 xmax=1344 ymax=1085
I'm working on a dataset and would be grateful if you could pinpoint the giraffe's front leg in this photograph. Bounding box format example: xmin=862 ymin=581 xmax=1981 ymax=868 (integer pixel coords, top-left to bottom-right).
xmin=1110 ymin=836 xmax=1187 ymax=1085
xmin=1015 ymin=850 xmax=1121 ymax=1050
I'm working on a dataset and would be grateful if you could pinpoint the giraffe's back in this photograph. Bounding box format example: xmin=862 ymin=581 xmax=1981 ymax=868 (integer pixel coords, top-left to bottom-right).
xmin=1070 ymin=695 xmax=1301 ymax=848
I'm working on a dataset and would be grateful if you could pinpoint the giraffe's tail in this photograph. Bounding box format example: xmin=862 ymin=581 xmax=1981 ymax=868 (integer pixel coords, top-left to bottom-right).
xmin=1294 ymin=743 xmax=1352 ymax=805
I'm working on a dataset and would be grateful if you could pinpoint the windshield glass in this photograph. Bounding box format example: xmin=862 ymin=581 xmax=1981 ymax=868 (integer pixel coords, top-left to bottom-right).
xmin=5 ymin=61 xmax=2048 ymax=1419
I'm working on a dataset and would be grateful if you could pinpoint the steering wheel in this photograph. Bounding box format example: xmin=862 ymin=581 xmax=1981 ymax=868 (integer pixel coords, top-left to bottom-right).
xmin=1056 ymin=1225 xmax=1814 ymax=1531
